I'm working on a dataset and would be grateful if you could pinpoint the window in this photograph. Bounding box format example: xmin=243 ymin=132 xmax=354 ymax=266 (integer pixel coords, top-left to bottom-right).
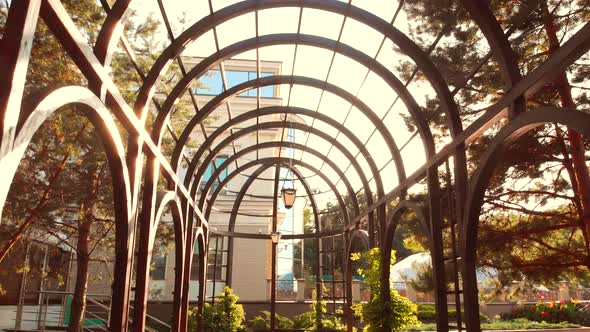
xmin=207 ymin=236 xmax=228 ymax=298
xmin=150 ymin=254 xmax=167 ymax=280
xmin=200 ymin=156 xmax=228 ymax=194
xmin=195 ymin=69 xmax=275 ymax=97
xmin=190 ymin=241 xmax=200 ymax=280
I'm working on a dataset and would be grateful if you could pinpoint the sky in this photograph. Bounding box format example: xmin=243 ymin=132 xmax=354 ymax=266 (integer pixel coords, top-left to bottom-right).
xmin=128 ymin=0 xmax=438 ymax=208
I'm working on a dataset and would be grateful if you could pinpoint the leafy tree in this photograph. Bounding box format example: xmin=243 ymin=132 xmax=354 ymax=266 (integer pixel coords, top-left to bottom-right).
xmin=397 ymin=0 xmax=590 ymax=289
xmin=351 ymin=248 xmax=418 ymax=332
xmin=0 ymin=0 xmax=190 ymax=330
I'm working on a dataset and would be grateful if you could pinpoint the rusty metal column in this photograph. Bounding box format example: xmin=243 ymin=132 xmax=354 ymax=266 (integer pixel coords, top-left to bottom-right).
xmin=270 ymin=163 xmax=281 ymax=332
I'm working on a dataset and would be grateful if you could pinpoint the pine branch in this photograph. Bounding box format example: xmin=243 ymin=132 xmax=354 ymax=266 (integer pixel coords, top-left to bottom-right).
xmin=485 ymin=200 xmax=577 ymax=222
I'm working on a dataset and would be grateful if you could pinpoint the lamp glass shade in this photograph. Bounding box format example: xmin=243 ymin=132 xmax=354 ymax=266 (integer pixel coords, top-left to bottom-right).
xmin=270 ymin=232 xmax=281 ymax=244
xmin=281 ymin=188 xmax=297 ymax=209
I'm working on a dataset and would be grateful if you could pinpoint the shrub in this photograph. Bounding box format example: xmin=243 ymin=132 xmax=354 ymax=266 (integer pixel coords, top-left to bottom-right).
xmin=187 ymin=286 xmax=246 ymax=332
xmin=416 ymin=304 xmax=488 ymax=323
xmin=248 ymin=311 xmax=294 ymax=330
xmin=351 ymin=248 xmax=419 ymax=331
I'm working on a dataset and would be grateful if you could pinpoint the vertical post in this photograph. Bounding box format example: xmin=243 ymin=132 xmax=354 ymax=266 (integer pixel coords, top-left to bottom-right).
xmin=15 ymin=243 xmax=31 ymax=330
xmin=270 ymin=164 xmax=281 ymax=332
xmin=427 ymin=166 xmax=450 ymax=332
xmin=345 ymin=233 xmax=353 ymax=332
xmin=37 ymin=245 xmax=49 ymax=330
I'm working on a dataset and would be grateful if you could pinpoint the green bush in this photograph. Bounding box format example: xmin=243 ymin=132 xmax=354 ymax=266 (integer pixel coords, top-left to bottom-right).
xmin=406 ymin=319 xmax=581 ymax=331
xmin=187 ymin=286 xmax=246 ymax=332
xmin=416 ymin=304 xmax=488 ymax=323
xmin=351 ymin=248 xmax=419 ymax=332
xmin=248 ymin=311 xmax=294 ymax=330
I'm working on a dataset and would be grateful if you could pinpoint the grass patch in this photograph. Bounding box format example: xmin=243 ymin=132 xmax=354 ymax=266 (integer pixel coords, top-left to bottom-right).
xmin=404 ymin=318 xmax=582 ymax=331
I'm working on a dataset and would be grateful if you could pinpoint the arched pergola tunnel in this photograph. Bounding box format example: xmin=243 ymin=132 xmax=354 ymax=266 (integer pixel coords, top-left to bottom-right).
xmin=0 ymin=0 xmax=589 ymax=331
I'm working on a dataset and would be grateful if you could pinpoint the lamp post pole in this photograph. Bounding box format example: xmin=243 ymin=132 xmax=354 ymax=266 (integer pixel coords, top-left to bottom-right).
xmin=270 ymin=164 xmax=281 ymax=332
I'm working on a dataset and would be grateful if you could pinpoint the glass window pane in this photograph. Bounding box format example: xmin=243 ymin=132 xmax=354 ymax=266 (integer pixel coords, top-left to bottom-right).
xmin=196 ymin=70 xmax=222 ymax=95
xmin=150 ymin=255 xmax=167 ymax=280
xmin=260 ymin=72 xmax=274 ymax=97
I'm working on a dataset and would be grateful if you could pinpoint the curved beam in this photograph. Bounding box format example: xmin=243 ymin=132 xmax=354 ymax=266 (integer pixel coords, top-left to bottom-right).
xmin=166 ymin=73 xmax=409 ymax=191
xmin=461 ymin=107 xmax=590 ymax=331
xmin=5 ymin=86 xmax=133 ymax=330
xmin=133 ymin=191 xmax=184 ymax=331
xmin=347 ymin=229 xmax=370 ymax=254
xmin=186 ymin=106 xmax=383 ymax=201
xmin=224 ymin=162 xmax=327 ymax=285
xmin=201 ymin=153 xmax=359 ymax=221
xmin=203 ymin=157 xmax=352 ymax=229
xmin=137 ymin=0 xmax=461 ymax=140
xmin=225 ymin=163 xmax=274 ymax=287
xmin=227 ymin=154 xmax=332 ymax=235
xmin=191 ymin=125 xmax=363 ymax=214
xmin=93 ymin=0 xmax=133 ymax=68
xmin=459 ymin=0 xmax=521 ymax=90
xmin=159 ymin=34 xmax=434 ymax=175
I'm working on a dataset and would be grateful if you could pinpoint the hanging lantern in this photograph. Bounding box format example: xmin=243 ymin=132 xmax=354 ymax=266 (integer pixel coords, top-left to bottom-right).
xmin=270 ymin=231 xmax=282 ymax=244
xmin=281 ymin=188 xmax=297 ymax=209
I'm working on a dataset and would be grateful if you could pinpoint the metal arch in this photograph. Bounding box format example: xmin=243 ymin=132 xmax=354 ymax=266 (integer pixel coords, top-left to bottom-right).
xmin=225 ymin=163 xmax=275 ymax=287
xmin=190 ymin=125 xmax=365 ymax=216
xmin=187 ymin=109 xmax=380 ymax=214
xmin=38 ymin=0 xmax=209 ymax=228
xmin=188 ymin=226 xmax=208 ymax=331
xmin=0 ymin=0 xmax=41 ymax=159
xmin=347 ymin=229 xmax=370 ymax=254
xmin=3 ymin=85 xmax=135 ymax=330
xmin=133 ymin=191 xmax=184 ymax=331
xmin=458 ymin=0 xmax=526 ymax=123
xmin=203 ymin=158 xmax=351 ymax=329
xmin=202 ymin=157 xmax=352 ymax=228
xmin=93 ymin=0 xmax=133 ymax=69
xmin=3 ymin=86 xmax=132 ymax=216
xmin=201 ymin=155 xmax=359 ymax=221
xmin=223 ymin=162 xmax=324 ymax=288
xmin=384 ymin=200 xmax=430 ymax=245
xmin=459 ymin=0 xmax=522 ymax=91
xmin=159 ymin=33 xmax=434 ymax=167
xmin=329 ymin=22 xmax=590 ymax=228
xmin=227 ymin=155 xmax=326 ymax=236
xmin=187 ymin=107 xmax=382 ymax=195
xmin=379 ymin=197 xmax=449 ymax=331
xmin=165 ymin=73 xmax=415 ymax=242
xmin=136 ymin=0 xmax=461 ymax=138
xmin=461 ymin=107 xmax=590 ymax=331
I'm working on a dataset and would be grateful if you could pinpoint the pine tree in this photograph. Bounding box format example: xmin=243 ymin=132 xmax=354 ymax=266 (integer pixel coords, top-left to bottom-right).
xmin=397 ymin=0 xmax=590 ymax=288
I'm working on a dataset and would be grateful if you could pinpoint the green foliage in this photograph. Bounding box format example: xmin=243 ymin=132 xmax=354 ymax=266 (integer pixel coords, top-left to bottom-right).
xmin=407 ymin=319 xmax=582 ymax=331
xmin=247 ymin=311 xmax=294 ymax=330
xmin=502 ymin=300 xmax=590 ymax=326
xmin=351 ymin=248 xmax=419 ymax=332
xmin=188 ymin=287 xmax=245 ymax=332
xmin=416 ymin=304 xmax=488 ymax=323
xmin=398 ymin=0 xmax=590 ymax=290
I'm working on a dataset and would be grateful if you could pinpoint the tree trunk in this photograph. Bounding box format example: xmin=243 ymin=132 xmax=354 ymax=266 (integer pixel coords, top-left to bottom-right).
xmin=68 ymin=158 xmax=98 ymax=332
xmin=540 ymin=0 xmax=590 ymax=254
xmin=68 ymin=219 xmax=91 ymax=332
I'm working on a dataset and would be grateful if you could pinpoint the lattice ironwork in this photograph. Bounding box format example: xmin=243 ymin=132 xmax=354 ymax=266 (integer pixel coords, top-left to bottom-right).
xmin=0 ymin=0 xmax=589 ymax=331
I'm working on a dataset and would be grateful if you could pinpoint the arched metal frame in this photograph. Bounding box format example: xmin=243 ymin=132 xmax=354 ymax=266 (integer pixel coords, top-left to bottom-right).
xmin=0 ymin=0 xmax=589 ymax=331
xmin=461 ymin=108 xmax=590 ymax=330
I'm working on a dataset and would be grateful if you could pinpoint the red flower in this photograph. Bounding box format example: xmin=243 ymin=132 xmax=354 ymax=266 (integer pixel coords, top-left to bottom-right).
xmin=541 ymin=311 xmax=547 ymax=318
xmin=530 ymin=305 xmax=535 ymax=310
